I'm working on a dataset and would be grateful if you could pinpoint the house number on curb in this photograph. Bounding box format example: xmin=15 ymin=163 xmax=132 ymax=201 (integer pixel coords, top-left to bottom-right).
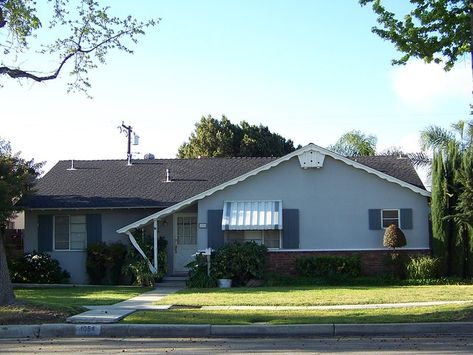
xmin=75 ymin=325 xmax=101 ymax=336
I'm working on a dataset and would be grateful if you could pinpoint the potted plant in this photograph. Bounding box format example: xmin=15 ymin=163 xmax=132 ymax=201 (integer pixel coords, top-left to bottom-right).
xmin=212 ymin=253 xmax=233 ymax=288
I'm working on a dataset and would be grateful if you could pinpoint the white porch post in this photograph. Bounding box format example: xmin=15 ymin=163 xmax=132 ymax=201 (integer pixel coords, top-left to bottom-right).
xmin=153 ymin=219 xmax=158 ymax=273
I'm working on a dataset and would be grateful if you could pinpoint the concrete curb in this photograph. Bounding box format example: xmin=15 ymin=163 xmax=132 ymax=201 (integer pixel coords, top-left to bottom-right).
xmin=333 ymin=322 xmax=473 ymax=336
xmin=1 ymin=322 xmax=473 ymax=339
xmin=38 ymin=324 xmax=211 ymax=338
xmin=0 ymin=325 xmax=40 ymax=339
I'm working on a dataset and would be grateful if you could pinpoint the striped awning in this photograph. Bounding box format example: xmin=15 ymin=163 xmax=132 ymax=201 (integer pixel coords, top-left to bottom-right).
xmin=222 ymin=200 xmax=282 ymax=230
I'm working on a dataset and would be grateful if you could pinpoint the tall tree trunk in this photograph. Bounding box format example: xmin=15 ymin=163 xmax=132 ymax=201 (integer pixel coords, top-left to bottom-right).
xmin=0 ymin=232 xmax=15 ymax=305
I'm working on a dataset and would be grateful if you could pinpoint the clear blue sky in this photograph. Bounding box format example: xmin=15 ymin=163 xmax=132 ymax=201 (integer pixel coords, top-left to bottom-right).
xmin=2 ymin=1 xmax=470 ymax=175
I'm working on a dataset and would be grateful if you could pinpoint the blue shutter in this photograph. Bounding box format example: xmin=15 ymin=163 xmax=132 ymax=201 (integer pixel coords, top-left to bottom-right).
xmin=86 ymin=214 xmax=102 ymax=245
xmin=282 ymin=209 xmax=299 ymax=249
xmin=208 ymin=210 xmax=224 ymax=249
xmin=38 ymin=215 xmax=53 ymax=252
xmin=369 ymin=209 xmax=381 ymax=230
xmin=400 ymin=209 xmax=413 ymax=230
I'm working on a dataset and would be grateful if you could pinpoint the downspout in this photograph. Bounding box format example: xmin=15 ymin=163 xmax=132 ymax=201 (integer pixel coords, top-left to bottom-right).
xmin=126 ymin=231 xmax=157 ymax=273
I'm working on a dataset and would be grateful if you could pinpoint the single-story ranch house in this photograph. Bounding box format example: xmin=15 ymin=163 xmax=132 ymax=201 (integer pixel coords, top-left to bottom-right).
xmin=22 ymin=144 xmax=431 ymax=284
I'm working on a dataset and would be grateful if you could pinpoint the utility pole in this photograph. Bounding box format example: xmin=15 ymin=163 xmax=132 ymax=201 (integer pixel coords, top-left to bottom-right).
xmin=118 ymin=121 xmax=139 ymax=166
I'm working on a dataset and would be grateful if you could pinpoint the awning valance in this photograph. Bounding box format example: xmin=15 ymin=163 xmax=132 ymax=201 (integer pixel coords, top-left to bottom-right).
xmin=222 ymin=200 xmax=282 ymax=230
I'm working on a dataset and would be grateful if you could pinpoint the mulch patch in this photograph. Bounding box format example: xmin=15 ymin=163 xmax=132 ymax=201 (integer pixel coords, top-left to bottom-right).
xmin=0 ymin=301 xmax=81 ymax=325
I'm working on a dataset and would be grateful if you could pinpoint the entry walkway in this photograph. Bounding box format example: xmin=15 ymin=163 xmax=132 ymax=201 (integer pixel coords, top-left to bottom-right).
xmin=67 ymin=279 xmax=185 ymax=324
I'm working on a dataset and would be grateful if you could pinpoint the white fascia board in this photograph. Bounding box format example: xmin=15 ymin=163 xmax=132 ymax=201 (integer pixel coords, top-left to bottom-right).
xmin=116 ymin=143 xmax=430 ymax=234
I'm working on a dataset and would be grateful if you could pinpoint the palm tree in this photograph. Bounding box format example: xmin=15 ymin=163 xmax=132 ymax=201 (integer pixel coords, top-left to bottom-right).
xmin=420 ymin=120 xmax=473 ymax=155
xmin=328 ymin=130 xmax=377 ymax=156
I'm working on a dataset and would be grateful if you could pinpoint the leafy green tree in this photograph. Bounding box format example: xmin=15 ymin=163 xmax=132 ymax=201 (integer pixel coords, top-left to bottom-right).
xmin=328 ymin=130 xmax=377 ymax=156
xmin=431 ymin=152 xmax=450 ymax=274
xmin=177 ymin=115 xmax=299 ymax=158
xmin=454 ymin=149 xmax=473 ymax=228
xmin=0 ymin=139 xmax=41 ymax=305
xmin=359 ymin=0 xmax=471 ymax=71
xmin=423 ymin=121 xmax=473 ymax=277
xmin=450 ymin=148 xmax=473 ymax=277
xmin=0 ymin=0 xmax=158 ymax=94
xmin=178 ymin=116 xmax=235 ymax=158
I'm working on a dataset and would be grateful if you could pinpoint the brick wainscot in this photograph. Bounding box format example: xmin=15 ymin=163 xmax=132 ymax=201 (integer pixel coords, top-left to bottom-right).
xmin=266 ymin=249 xmax=431 ymax=276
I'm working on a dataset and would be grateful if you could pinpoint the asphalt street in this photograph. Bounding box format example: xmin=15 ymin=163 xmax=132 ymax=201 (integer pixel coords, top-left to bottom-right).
xmin=0 ymin=335 xmax=472 ymax=354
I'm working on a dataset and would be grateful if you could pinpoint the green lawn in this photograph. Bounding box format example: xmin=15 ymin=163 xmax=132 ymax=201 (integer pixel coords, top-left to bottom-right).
xmin=2 ymin=286 xmax=151 ymax=325
xmin=156 ymin=285 xmax=473 ymax=307
xmin=14 ymin=286 xmax=152 ymax=307
xmin=124 ymin=304 xmax=473 ymax=325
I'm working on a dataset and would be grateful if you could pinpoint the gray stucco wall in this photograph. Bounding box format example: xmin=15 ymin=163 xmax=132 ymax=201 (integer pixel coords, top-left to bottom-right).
xmin=24 ymin=208 xmax=160 ymax=284
xmin=197 ymin=155 xmax=430 ymax=250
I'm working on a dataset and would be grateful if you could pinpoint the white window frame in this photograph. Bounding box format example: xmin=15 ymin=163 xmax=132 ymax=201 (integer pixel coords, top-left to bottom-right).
xmin=381 ymin=209 xmax=401 ymax=229
xmin=53 ymin=215 xmax=87 ymax=251
xmin=224 ymin=230 xmax=282 ymax=249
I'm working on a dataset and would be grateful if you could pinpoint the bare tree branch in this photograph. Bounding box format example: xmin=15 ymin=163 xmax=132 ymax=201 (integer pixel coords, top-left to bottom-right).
xmin=0 ymin=1 xmax=158 ymax=93
xmin=0 ymin=51 xmax=75 ymax=82
xmin=0 ymin=26 xmax=146 ymax=83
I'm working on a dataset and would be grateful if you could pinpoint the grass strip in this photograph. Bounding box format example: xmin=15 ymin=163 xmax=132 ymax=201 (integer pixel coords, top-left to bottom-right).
xmin=124 ymin=304 xmax=473 ymax=325
xmin=157 ymin=285 xmax=473 ymax=307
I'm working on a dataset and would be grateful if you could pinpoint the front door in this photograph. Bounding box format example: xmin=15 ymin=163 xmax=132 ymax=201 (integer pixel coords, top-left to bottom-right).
xmin=173 ymin=213 xmax=198 ymax=274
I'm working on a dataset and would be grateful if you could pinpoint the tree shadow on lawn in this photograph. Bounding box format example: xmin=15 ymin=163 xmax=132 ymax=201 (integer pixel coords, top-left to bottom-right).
xmin=0 ymin=301 xmax=83 ymax=325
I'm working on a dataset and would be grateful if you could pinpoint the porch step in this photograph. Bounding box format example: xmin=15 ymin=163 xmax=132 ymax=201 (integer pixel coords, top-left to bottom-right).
xmin=157 ymin=276 xmax=187 ymax=288
xmin=162 ymin=276 xmax=188 ymax=281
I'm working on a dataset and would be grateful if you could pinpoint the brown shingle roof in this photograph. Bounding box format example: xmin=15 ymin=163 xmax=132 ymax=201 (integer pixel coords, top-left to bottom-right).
xmin=23 ymin=154 xmax=425 ymax=209
xmin=23 ymin=157 xmax=277 ymax=209
xmin=350 ymin=155 xmax=425 ymax=189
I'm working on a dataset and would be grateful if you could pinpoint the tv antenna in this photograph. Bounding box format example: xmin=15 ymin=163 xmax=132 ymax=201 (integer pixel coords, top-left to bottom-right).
xmin=118 ymin=121 xmax=140 ymax=165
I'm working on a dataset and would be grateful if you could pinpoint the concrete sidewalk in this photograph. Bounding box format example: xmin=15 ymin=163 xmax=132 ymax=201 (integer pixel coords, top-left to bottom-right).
xmin=201 ymin=300 xmax=473 ymax=311
xmin=67 ymin=283 xmax=184 ymax=324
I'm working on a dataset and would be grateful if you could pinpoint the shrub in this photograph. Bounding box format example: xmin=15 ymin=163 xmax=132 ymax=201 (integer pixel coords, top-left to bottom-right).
xmin=86 ymin=242 xmax=108 ymax=284
xmin=212 ymin=242 xmax=267 ymax=286
xmin=406 ymin=255 xmax=440 ymax=280
xmin=123 ymin=235 xmax=168 ymax=285
xmin=124 ymin=259 xmax=157 ymax=287
xmin=383 ymin=224 xmax=406 ymax=249
xmin=186 ymin=253 xmax=216 ymax=288
xmin=9 ymin=251 xmax=70 ymax=284
xmin=295 ymin=254 xmax=362 ymax=278
xmin=108 ymin=242 xmax=128 ymax=285
xmin=86 ymin=236 xmax=167 ymax=285
xmin=156 ymin=237 xmax=168 ymax=281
